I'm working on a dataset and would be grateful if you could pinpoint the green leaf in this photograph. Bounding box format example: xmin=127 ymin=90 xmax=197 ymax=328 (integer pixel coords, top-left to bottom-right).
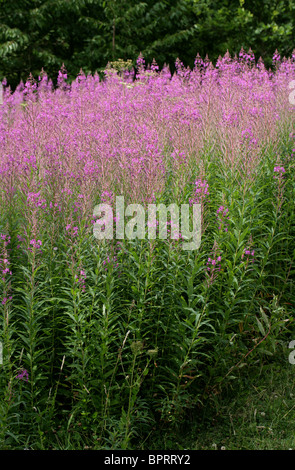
xmin=256 ymin=317 xmax=266 ymax=336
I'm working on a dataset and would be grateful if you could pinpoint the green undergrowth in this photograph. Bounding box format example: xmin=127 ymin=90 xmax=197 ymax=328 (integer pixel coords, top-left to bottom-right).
xmin=146 ymin=350 xmax=295 ymax=451
xmin=0 ymin=137 xmax=294 ymax=450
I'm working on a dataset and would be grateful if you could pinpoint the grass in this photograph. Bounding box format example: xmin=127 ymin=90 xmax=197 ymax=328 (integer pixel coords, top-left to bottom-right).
xmin=145 ymin=348 xmax=295 ymax=450
xmin=36 ymin=354 xmax=295 ymax=450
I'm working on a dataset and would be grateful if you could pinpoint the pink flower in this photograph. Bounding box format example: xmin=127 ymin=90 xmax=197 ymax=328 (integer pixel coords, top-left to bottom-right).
xmin=189 ymin=178 xmax=209 ymax=206
xmin=242 ymin=247 xmax=255 ymax=265
xmin=16 ymin=369 xmax=29 ymax=382
xmin=274 ymin=166 xmax=285 ymax=174
xmin=2 ymin=268 xmax=11 ymax=275
xmin=29 ymin=239 xmax=42 ymax=249
xmin=216 ymin=206 xmax=229 ymax=232
xmin=206 ymin=251 xmax=222 ymax=283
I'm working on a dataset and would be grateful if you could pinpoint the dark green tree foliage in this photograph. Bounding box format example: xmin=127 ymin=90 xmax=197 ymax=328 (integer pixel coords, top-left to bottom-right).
xmin=189 ymin=0 xmax=295 ymax=65
xmin=0 ymin=0 xmax=294 ymax=89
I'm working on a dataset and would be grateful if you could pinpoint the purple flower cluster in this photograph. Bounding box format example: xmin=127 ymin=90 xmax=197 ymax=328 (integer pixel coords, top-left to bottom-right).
xmin=27 ymin=191 xmax=47 ymax=209
xmin=241 ymin=248 xmax=255 ymax=266
xmin=28 ymin=238 xmax=43 ymax=255
xmin=16 ymin=369 xmax=29 ymax=382
xmin=273 ymin=166 xmax=286 ymax=176
xmin=189 ymin=179 xmax=209 ymax=206
xmin=205 ymin=243 xmax=222 ymax=287
xmin=29 ymin=239 xmax=42 ymax=249
xmin=2 ymin=258 xmax=12 ymax=277
xmin=272 ymin=50 xmax=281 ymax=63
xmin=239 ymin=47 xmax=255 ymax=63
xmin=66 ymin=224 xmax=79 ymax=237
xmin=0 ymin=233 xmax=11 ymax=247
xmin=1 ymin=234 xmax=12 ymax=280
xmin=171 ymin=149 xmax=187 ymax=168
xmin=2 ymin=296 xmax=12 ymax=305
xmin=206 ymin=255 xmax=222 ymax=272
xmin=27 ymin=191 xmax=62 ymax=214
xmin=216 ymin=206 xmax=229 ymax=232
xmin=103 ymin=256 xmax=119 ymax=270
xmin=75 ymin=269 xmax=86 ymax=291
xmin=0 ymin=50 xmax=293 ymax=278
xmin=101 ymin=191 xmax=114 ymax=204
xmin=241 ymin=128 xmax=258 ymax=147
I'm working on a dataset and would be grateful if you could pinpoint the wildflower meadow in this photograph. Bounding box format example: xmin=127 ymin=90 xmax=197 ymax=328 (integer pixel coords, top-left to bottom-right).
xmin=0 ymin=49 xmax=295 ymax=450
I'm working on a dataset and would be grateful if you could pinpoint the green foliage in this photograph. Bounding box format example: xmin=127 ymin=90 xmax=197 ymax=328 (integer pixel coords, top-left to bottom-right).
xmin=0 ymin=134 xmax=294 ymax=448
xmin=1 ymin=0 xmax=295 ymax=88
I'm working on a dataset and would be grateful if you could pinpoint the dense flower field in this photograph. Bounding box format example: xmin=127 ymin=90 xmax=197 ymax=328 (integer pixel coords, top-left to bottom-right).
xmin=0 ymin=50 xmax=294 ymax=449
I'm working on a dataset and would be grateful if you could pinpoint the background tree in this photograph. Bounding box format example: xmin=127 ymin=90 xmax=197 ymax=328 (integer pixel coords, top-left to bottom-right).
xmin=0 ymin=0 xmax=294 ymax=89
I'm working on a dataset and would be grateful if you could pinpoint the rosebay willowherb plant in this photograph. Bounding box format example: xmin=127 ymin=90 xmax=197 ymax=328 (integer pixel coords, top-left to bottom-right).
xmin=0 ymin=49 xmax=294 ymax=449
